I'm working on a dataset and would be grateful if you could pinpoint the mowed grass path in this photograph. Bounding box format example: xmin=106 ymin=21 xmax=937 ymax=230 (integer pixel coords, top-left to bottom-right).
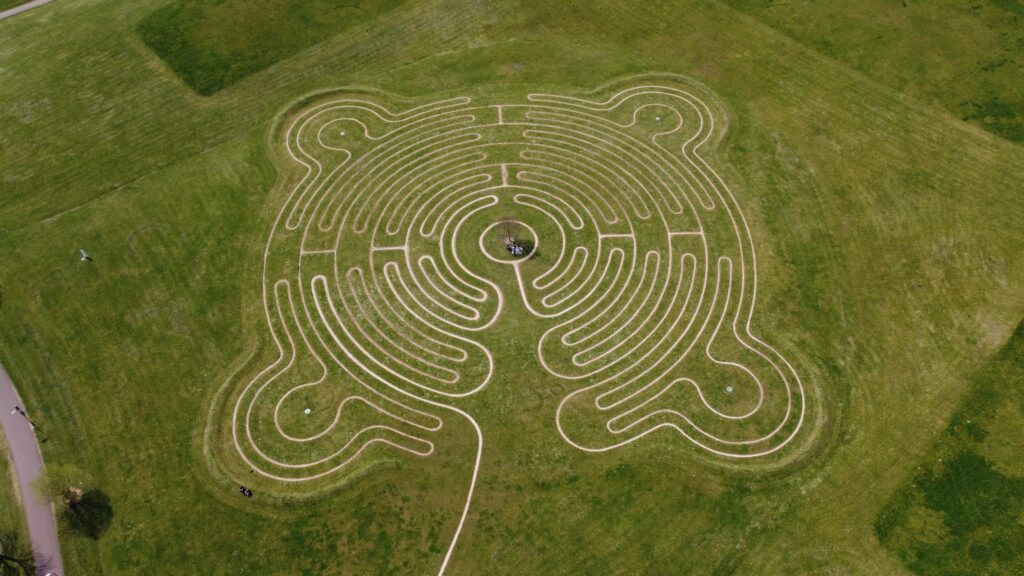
xmin=0 ymin=1 xmax=1022 ymax=574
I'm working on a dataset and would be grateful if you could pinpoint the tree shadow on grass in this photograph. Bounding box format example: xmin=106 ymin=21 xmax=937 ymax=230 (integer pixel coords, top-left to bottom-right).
xmin=65 ymin=489 xmax=114 ymax=540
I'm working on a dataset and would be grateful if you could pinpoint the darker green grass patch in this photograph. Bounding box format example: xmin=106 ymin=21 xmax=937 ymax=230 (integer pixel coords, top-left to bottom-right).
xmin=0 ymin=0 xmax=34 ymax=10
xmin=138 ymin=0 xmax=405 ymax=95
xmin=874 ymin=322 xmax=1024 ymax=576
xmin=959 ymin=97 xmax=1024 ymax=143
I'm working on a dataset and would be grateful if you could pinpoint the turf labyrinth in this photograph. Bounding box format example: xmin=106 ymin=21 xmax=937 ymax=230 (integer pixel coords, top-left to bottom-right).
xmin=212 ymin=79 xmax=815 ymax=573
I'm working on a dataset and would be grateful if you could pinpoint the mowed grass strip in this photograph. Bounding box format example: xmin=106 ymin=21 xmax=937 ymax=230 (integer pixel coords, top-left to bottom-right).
xmin=139 ymin=0 xmax=406 ymax=95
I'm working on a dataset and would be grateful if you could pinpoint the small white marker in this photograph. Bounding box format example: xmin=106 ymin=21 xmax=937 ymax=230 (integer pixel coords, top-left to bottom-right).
xmin=304 ymin=408 xmax=312 ymax=415
xmin=655 ymin=116 xmax=661 ymax=122
xmin=726 ymin=386 xmax=734 ymax=393
xmin=340 ymin=131 xmax=346 ymax=136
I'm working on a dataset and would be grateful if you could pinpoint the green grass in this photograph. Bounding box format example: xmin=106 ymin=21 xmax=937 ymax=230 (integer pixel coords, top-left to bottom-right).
xmin=0 ymin=432 xmax=27 ymax=539
xmin=139 ymin=0 xmax=406 ymax=95
xmin=0 ymin=0 xmax=32 ymax=11
xmin=724 ymin=0 xmax=1024 ymax=143
xmin=0 ymin=0 xmax=1021 ymax=574
xmin=875 ymin=322 xmax=1024 ymax=576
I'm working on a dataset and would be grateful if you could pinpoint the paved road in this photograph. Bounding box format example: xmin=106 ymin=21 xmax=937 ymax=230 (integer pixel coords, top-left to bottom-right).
xmin=0 ymin=363 xmax=64 ymax=575
xmin=0 ymin=0 xmax=54 ymax=21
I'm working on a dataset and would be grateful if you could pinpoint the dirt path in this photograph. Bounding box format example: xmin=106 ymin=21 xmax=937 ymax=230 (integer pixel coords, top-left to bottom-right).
xmin=0 ymin=363 xmax=64 ymax=575
xmin=0 ymin=0 xmax=54 ymax=21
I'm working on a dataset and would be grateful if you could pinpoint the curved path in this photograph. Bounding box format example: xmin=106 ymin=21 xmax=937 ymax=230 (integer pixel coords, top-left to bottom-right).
xmin=0 ymin=363 xmax=63 ymax=575
xmin=0 ymin=1 xmax=55 ymax=21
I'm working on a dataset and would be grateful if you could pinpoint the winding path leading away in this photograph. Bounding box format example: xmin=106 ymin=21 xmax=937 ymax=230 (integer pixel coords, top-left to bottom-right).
xmin=0 ymin=363 xmax=64 ymax=575
xmin=0 ymin=0 xmax=54 ymax=21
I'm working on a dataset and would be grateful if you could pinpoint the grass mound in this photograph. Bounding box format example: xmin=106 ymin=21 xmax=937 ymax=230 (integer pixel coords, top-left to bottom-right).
xmin=138 ymin=0 xmax=404 ymax=95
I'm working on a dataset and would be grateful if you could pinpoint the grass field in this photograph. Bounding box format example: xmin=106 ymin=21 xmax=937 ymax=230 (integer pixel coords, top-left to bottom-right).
xmin=725 ymin=0 xmax=1024 ymax=143
xmin=0 ymin=1 xmax=1022 ymax=575
xmin=875 ymin=322 xmax=1024 ymax=576
xmin=138 ymin=0 xmax=406 ymax=95
xmin=0 ymin=433 xmax=27 ymax=539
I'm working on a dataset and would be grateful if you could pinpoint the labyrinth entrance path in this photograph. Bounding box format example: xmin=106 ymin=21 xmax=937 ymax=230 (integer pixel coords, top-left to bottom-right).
xmin=207 ymin=78 xmax=816 ymax=574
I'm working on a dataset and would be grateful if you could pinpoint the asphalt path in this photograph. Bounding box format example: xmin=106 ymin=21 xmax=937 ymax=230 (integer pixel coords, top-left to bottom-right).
xmin=0 ymin=363 xmax=64 ymax=575
xmin=0 ymin=0 xmax=54 ymax=21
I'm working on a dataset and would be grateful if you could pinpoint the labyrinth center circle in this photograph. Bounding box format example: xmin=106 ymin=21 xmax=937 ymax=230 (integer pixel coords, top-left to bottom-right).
xmin=478 ymin=219 xmax=537 ymax=263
